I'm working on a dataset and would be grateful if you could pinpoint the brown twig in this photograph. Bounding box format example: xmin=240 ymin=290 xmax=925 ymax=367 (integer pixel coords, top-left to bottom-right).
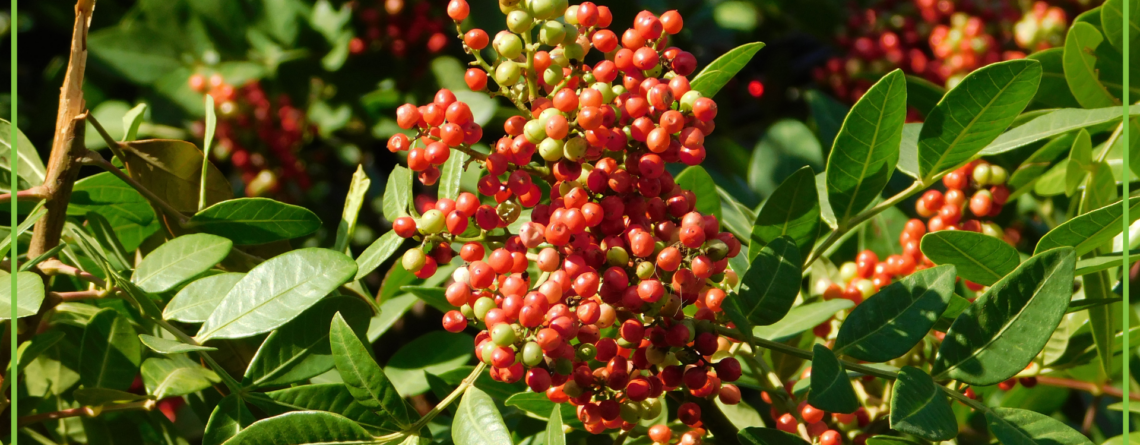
xmin=17 ymin=400 xmax=154 ymax=428
xmin=50 ymin=289 xmax=108 ymax=302
xmin=1036 ymin=376 xmax=1140 ymax=401
xmin=0 ymin=187 xmax=49 ymax=204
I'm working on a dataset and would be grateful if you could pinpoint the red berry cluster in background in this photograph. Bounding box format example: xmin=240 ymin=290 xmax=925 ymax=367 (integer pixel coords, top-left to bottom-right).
xmin=386 ymin=1 xmax=747 ymax=442
xmin=188 ymin=74 xmax=314 ymax=198
xmin=815 ymin=0 xmax=1077 ymax=104
xmin=349 ymin=0 xmax=451 ymax=57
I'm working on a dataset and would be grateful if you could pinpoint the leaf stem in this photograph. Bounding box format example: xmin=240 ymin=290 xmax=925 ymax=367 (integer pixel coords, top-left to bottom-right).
xmin=17 ymin=399 xmax=155 ymax=428
xmin=86 ymin=112 xmax=130 ymax=164
xmin=806 ymin=180 xmax=926 ymax=267
xmin=0 ymin=187 xmax=48 ymax=204
xmin=37 ymin=259 xmax=107 ymax=288
xmin=408 ymin=361 xmax=487 ymax=434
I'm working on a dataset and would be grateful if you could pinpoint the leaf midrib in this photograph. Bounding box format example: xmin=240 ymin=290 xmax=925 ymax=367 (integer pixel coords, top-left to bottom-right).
xmin=934 ymin=237 xmax=1005 ymax=283
xmin=837 ymin=75 xmax=899 ymax=222
xmin=135 ymin=239 xmax=228 ymax=288
xmin=835 ymin=277 xmax=946 ymax=355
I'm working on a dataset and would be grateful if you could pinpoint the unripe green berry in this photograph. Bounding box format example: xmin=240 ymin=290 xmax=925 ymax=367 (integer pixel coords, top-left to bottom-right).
xmin=563 ymin=135 xmax=587 ymax=161
xmin=538 ymin=107 xmax=561 ymax=128
xmin=543 ymin=67 xmax=565 ymax=85
xmin=680 ymin=90 xmax=704 ymax=112
xmin=645 ymin=347 xmax=666 ymax=365
xmin=641 ymin=398 xmax=662 ymax=420
xmin=522 ymin=341 xmax=544 ymax=366
xmin=493 ymin=33 xmax=524 ymax=59
xmin=607 ymin=246 xmax=629 ymax=266
xmin=663 ymin=352 xmax=680 ymax=367
xmin=497 ymin=199 xmax=522 ymax=224
xmin=563 ymin=24 xmax=579 ymax=43
xmin=529 ymin=0 xmax=567 ymax=20
xmin=989 ymin=165 xmax=1008 ymax=185
xmin=506 ymin=10 xmax=534 ymax=33
xmin=554 ymin=357 xmax=573 ymax=376
xmin=563 ymin=42 xmax=585 ymax=61
xmin=481 ymin=341 xmax=496 ymax=363
xmin=643 ymin=64 xmax=663 ymax=78
xmin=473 ymin=296 xmax=496 ymax=320
xmin=611 ymin=85 xmax=628 ymax=97
xmin=539 ymin=21 xmax=566 ymax=46
xmin=524 ymin=119 xmax=547 ymax=144
xmin=636 ymin=261 xmax=655 ymax=279
xmin=972 ymin=163 xmax=992 ymax=186
xmin=460 ymin=304 xmax=474 ymax=319
xmin=491 ymin=323 xmax=518 ymax=346
xmin=538 ymin=137 xmax=565 ymax=161
xmin=563 ymin=5 xmax=579 ymax=25
xmin=419 ymin=209 xmax=445 ymax=234
xmin=402 ymin=249 xmax=427 ymax=273
xmin=982 ymin=222 xmax=1003 ymax=238
xmin=705 ymin=238 xmax=729 ymax=261
xmin=580 ymin=71 xmax=596 ymax=84
xmin=620 ymin=401 xmax=642 ymax=422
xmin=576 ymin=343 xmax=597 ymax=361
xmin=495 ymin=61 xmax=522 ymax=85
xmin=550 ymin=51 xmax=570 ymax=67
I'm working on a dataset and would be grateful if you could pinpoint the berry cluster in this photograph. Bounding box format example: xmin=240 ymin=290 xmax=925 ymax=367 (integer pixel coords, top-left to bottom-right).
xmin=188 ymin=74 xmax=313 ymax=198
xmin=350 ymin=0 xmax=451 ymax=57
xmin=385 ymin=1 xmax=746 ymax=441
xmin=815 ymin=0 xmax=1073 ymax=102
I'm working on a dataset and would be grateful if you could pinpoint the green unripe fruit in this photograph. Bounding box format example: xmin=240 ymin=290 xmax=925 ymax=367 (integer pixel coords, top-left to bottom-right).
xmin=491 ymin=323 xmax=518 ymax=346
xmin=460 ymin=304 xmax=474 ymax=319
xmin=982 ymin=222 xmax=1003 ymax=238
xmin=506 ymin=10 xmax=534 ymax=33
xmin=620 ymin=401 xmax=642 ymax=423
xmin=499 ymin=0 xmax=521 ymax=13
xmin=563 ymin=135 xmax=587 ymax=161
xmin=680 ymin=90 xmax=704 ymax=112
xmin=641 ymin=398 xmax=662 ymax=420
xmin=711 ymin=272 xmax=726 ymax=283
xmin=611 ymin=85 xmax=628 ymax=97
xmin=652 ymin=241 xmax=666 ymax=256
xmin=538 ymin=137 xmax=565 ymax=161
xmin=402 ymin=249 xmax=427 ymax=273
xmin=564 ymin=25 xmax=579 ymax=42
xmin=694 ymin=319 xmax=714 ymax=335
xmin=972 ymin=164 xmax=992 ymax=186
xmin=705 ymin=238 xmax=729 ymax=261
xmin=529 ymin=0 xmax=567 ymax=20
xmin=538 ymin=107 xmax=561 ymax=128
xmin=562 ymin=379 xmax=583 ymax=397
xmin=497 ymin=199 xmax=522 ymax=224
xmin=575 ymin=343 xmax=597 ymax=361
xmin=522 ymin=342 xmax=544 ymax=366
xmin=838 ymin=262 xmax=858 ymax=282
xmin=989 ymin=165 xmax=1008 ymax=185
xmin=663 ymin=352 xmax=680 ymax=367
xmin=645 ymin=347 xmax=666 ymax=365
xmin=607 ymin=246 xmax=629 ymax=266
xmin=550 ymin=51 xmax=570 ymax=68
xmin=554 ymin=357 xmax=573 ymax=376
xmin=616 ymin=337 xmax=635 ymax=349
xmin=495 ymin=61 xmax=522 ymax=85
xmin=580 ymin=72 xmax=596 ymax=84
xmin=524 ymin=119 xmax=547 ymax=144
xmin=480 ymin=341 xmax=496 ymax=363
xmin=473 ymin=296 xmax=496 ymax=320
xmin=563 ymin=42 xmax=585 ymax=61
xmin=419 ymin=209 xmax=445 ymax=234
xmin=710 ymin=350 xmax=732 ymax=363
xmin=558 ymin=181 xmax=576 ymax=197
xmin=539 ymin=21 xmax=566 ymax=46
xmin=592 ymin=82 xmax=615 ymax=103
xmin=544 ymin=67 xmax=565 ymax=85
xmin=563 ymin=5 xmax=579 ymax=24
xmin=643 ymin=64 xmax=663 ymax=78
xmin=494 ymin=33 xmax=524 ymax=59
xmin=636 ymin=261 xmax=655 ymax=279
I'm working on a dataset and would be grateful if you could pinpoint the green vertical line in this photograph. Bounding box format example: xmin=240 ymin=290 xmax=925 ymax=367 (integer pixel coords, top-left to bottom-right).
xmin=8 ymin=0 xmax=15 ymax=442
xmin=1125 ymin=0 xmax=1131 ymax=440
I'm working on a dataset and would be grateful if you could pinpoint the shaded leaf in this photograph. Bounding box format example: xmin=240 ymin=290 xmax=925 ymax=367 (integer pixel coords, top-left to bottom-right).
xmin=982 ymin=104 xmax=1138 ymax=155
xmin=1064 ymin=22 xmax=1118 ymax=108
xmin=141 ymin=355 xmax=220 ymax=399
xmin=79 ymin=308 xmax=142 ymax=391
xmin=932 ymin=247 xmax=1077 ymax=385
xmin=202 ymin=394 xmax=255 ymax=445
xmin=807 ymin=344 xmax=858 ymax=413
xmin=330 ymin=312 xmax=414 ymax=427
xmin=1026 ymin=48 xmax=1081 ymax=109
xmin=805 ymin=90 xmax=848 ymax=149
xmin=138 ymin=334 xmax=217 ymax=354
xmin=921 ymin=231 xmax=1020 ymax=286
xmin=689 ymin=42 xmax=766 ymax=98
xmin=73 ymin=387 xmax=150 ymax=406
xmin=69 ymin=172 xmax=159 ymax=251
xmin=986 ymin=407 xmax=1094 ymax=445
xmin=675 ymin=166 xmax=722 ymax=220
xmin=736 ymin=237 xmax=802 ymax=326
xmin=835 ymin=265 xmax=955 ymax=362
xmin=334 ymin=166 xmax=371 ymax=253
xmin=196 ymin=248 xmax=358 ymax=341
xmin=0 ymin=118 xmax=46 ymax=187
xmin=386 ymin=331 xmax=474 ymax=396
xmin=355 ymin=230 xmax=404 ymax=280
xmin=188 ymin=198 xmax=322 ymax=245
xmin=917 ymin=60 xmax=1041 ymax=180
xmin=1065 ymin=130 xmax=1094 ymax=196
xmin=248 ymin=384 xmax=399 ymax=434
xmin=905 ymin=75 xmax=945 ymax=117
xmin=545 ymin=405 xmax=565 ymax=445
xmin=224 ymin=411 xmax=376 ymax=445
xmin=244 ymin=297 xmax=372 ymax=389
xmin=440 ymin=150 xmax=470 ymax=200
xmin=739 ymin=427 xmax=809 ymax=445
xmin=751 ymin=167 xmax=820 ymax=262
xmin=1035 ymin=196 xmax=1140 ymax=256
xmin=133 ymin=233 xmax=232 ymax=293
xmin=120 ymin=139 xmax=232 ymax=213
xmin=889 ymin=366 xmax=957 ymax=441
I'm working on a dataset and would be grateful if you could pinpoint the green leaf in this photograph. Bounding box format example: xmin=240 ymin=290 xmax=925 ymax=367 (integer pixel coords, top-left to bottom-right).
xmin=805 ymin=90 xmax=848 ymax=150
xmin=751 ymin=166 xmax=820 ymax=262
xmin=736 ymin=236 xmax=802 ymax=326
xmin=1009 ymin=132 xmax=1076 ymax=190
xmin=751 ymin=120 xmax=825 ymax=197
xmin=196 ymin=248 xmax=358 ymax=341
xmin=202 ymin=394 xmax=255 ymax=445
xmin=544 ymin=405 xmax=565 ymax=445
xmin=983 ymin=104 xmax=1139 ymax=155
xmin=1027 ymin=48 xmax=1081 ymax=109
xmin=453 ymin=386 xmax=513 ymax=445
xmin=133 ymin=233 xmax=232 ymax=293
xmin=224 ymin=411 xmax=377 ymax=445
xmin=986 ymin=407 xmax=1094 ymax=445
xmin=905 ymin=75 xmax=945 ymax=117
xmin=245 ymin=296 xmax=372 ymax=389
xmin=386 ymin=331 xmax=474 ymax=396
xmin=865 ymin=436 xmax=924 ymax=445
xmin=141 ymin=355 xmax=220 ymax=399
xmin=88 ymin=27 xmax=182 ymax=85
xmin=834 ymin=265 xmax=955 ymax=362
xmin=120 ymin=139 xmax=232 ymax=213
xmin=69 ymin=172 xmax=159 ymax=251
xmin=826 ymin=69 xmax=907 ymax=223
xmin=1075 ymin=249 xmax=1140 ymax=276
xmin=355 ymin=230 xmax=404 ymax=280
xmin=1065 ymin=129 xmax=1094 ymax=196
xmin=0 ymin=271 xmax=44 ymax=319
xmin=330 ymin=312 xmax=415 ymax=427
xmin=383 ymin=165 xmax=413 ymax=222
xmin=163 ymin=272 xmax=244 ymax=323
xmin=753 ymin=299 xmax=854 ymax=341
xmin=932 ymin=247 xmax=1077 ymax=385
xmin=1064 ymin=22 xmax=1120 ymax=108
xmin=138 ymin=334 xmax=217 ymax=354
xmin=1035 ymin=196 xmax=1140 ymax=256
xmin=335 ymin=166 xmax=371 ymax=254
xmin=920 ymin=231 xmax=1020 ymax=286
xmin=248 ymin=384 xmax=399 ymax=434
xmin=675 ymin=166 xmax=722 ymax=220
xmin=85 ymin=211 xmax=132 ymax=272
xmin=439 ymin=150 xmax=470 ymax=200
xmin=504 ymin=392 xmax=579 ymax=427
xmin=8 ymin=330 xmax=64 ymax=378
xmin=807 ymin=344 xmax=858 ymax=413
xmin=917 ymin=60 xmax=1042 ymax=180
xmin=122 ymin=103 xmax=148 ymax=142
xmin=79 ymin=308 xmax=142 ymax=391
xmin=889 ymin=366 xmax=957 ymax=441
xmin=719 ymin=185 xmax=759 ymax=241
xmin=718 ymin=397 xmax=765 ymax=430
xmin=0 ymin=117 xmax=46 ymax=188
xmin=689 ymin=42 xmax=766 ymax=98
xmin=189 ymin=198 xmax=322 ymax=245
xmin=739 ymin=427 xmax=810 ymax=445
xmin=1082 ymin=269 xmax=1118 ymax=376
xmin=73 ymin=387 xmax=150 ymax=406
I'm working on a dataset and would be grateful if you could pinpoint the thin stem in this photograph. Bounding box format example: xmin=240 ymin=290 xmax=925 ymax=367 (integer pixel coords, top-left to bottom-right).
xmin=81 ymin=151 xmax=188 ymax=225
xmin=38 ymin=259 xmax=107 ymax=288
xmin=0 ymin=187 xmax=49 ymax=204
xmin=377 ymin=362 xmax=488 ymax=442
xmin=806 ymin=181 xmax=926 ymax=268
xmin=86 ymin=112 xmax=130 ymax=164
xmin=521 ymin=29 xmax=538 ymax=103
xmin=51 ymin=289 xmax=108 ymax=302
xmin=151 ymin=317 xmax=242 ymax=393
xmin=18 ymin=400 xmax=155 ymax=427
xmin=1036 ymin=376 xmax=1140 ymax=401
